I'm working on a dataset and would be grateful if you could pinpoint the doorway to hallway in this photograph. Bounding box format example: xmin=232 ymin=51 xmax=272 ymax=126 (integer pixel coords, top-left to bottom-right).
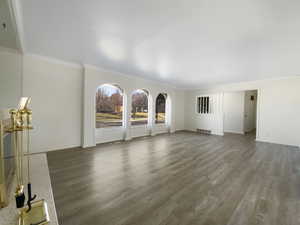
xmin=223 ymin=90 xmax=258 ymax=137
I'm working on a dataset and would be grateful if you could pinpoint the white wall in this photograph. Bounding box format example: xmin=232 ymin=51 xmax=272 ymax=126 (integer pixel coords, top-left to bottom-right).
xmin=223 ymin=91 xmax=245 ymax=134
xmin=185 ymin=77 xmax=300 ymax=147
xmin=174 ymin=91 xmax=185 ymax=131
xmin=0 ymin=47 xmax=22 ymax=109
xmin=7 ymin=51 xmax=300 ymax=151
xmin=83 ymin=65 xmax=185 ymax=147
xmin=19 ymin=55 xmax=185 ymax=152
xmin=22 ymin=54 xmax=83 ymax=153
xmin=185 ymin=93 xmax=224 ymax=136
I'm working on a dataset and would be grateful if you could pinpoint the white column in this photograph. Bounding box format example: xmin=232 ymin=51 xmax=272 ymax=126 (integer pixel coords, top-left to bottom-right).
xmin=167 ymin=94 xmax=175 ymax=133
xmin=217 ymin=92 xmax=224 ymax=136
xmin=150 ymin=93 xmax=157 ymax=136
xmin=82 ymin=67 xmax=96 ymax=147
xmin=145 ymin=94 xmax=153 ymax=136
xmin=124 ymin=91 xmax=132 ymax=141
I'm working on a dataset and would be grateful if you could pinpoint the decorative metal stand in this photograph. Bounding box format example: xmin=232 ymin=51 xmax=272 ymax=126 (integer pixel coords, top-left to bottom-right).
xmin=19 ymin=199 xmax=50 ymax=225
xmin=0 ymin=118 xmax=11 ymax=208
xmin=8 ymin=98 xmax=50 ymax=225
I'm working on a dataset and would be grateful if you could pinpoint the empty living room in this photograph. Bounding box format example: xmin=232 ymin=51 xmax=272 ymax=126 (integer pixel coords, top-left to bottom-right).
xmin=1 ymin=0 xmax=300 ymax=224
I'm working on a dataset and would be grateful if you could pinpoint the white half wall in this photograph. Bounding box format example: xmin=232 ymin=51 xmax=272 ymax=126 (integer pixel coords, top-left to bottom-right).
xmin=185 ymin=76 xmax=300 ymax=147
xmin=223 ymin=91 xmax=245 ymax=134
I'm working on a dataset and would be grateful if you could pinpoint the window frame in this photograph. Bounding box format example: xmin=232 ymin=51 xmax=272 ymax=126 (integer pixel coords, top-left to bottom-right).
xmin=155 ymin=93 xmax=167 ymax=124
xmin=130 ymin=89 xmax=149 ymax=126
xmin=95 ymin=84 xmax=124 ymax=129
xmin=195 ymin=95 xmax=211 ymax=114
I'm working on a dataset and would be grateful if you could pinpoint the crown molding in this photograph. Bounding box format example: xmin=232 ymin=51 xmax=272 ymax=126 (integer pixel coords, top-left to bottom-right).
xmin=83 ymin=63 xmax=178 ymax=89
xmin=25 ymin=53 xmax=83 ymax=69
xmin=7 ymin=0 xmax=25 ymax=53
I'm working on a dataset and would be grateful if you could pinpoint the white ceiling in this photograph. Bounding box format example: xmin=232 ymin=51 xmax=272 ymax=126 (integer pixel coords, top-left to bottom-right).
xmin=21 ymin=0 xmax=300 ymax=88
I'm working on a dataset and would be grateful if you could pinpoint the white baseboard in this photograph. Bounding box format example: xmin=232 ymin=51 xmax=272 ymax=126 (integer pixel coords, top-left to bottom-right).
xmin=256 ymin=137 xmax=299 ymax=148
xmin=212 ymin=132 xmax=224 ymax=136
xmin=224 ymin=130 xmax=245 ymax=135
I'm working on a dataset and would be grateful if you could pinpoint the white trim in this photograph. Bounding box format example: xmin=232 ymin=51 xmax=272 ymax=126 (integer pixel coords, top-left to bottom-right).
xmin=35 ymin=144 xmax=81 ymax=153
xmin=8 ymin=0 xmax=25 ymax=52
xmin=125 ymin=136 xmax=132 ymax=141
xmin=130 ymin=124 xmax=148 ymax=129
xmin=255 ymin=88 xmax=261 ymax=140
xmin=256 ymin=138 xmax=299 ymax=148
xmin=25 ymin=53 xmax=83 ymax=69
xmin=95 ymin=138 xmax=123 ymax=145
xmin=223 ymin=131 xmax=245 ymax=135
xmin=96 ymin=127 xmax=124 ymax=131
xmin=212 ymin=132 xmax=224 ymax=136
xmin=84 ymin=63 xmax=177 ymax=89
xmin=153 ymin=130 xmax=168 ymax=135
xmin=154 ymin=123 xmax=167 ymax=127
xmin=186 ymin=75 xmax=300 ymax=91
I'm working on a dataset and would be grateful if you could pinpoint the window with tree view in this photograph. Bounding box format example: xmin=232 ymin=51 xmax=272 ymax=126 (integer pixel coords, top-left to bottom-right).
xmin=96 ymin=84 xmax=123 ymax=128
xmin=155 ymin=93 xmax=166 ymax=124
xmin=131 ymin=89 xmax=148 ymax=125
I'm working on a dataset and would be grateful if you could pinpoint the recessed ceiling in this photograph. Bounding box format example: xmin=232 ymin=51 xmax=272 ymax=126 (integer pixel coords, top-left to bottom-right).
xmin=0 ymin=0 xmax=19 ymax=49
xmin=21 ymin=0 xmax=300 ymax=88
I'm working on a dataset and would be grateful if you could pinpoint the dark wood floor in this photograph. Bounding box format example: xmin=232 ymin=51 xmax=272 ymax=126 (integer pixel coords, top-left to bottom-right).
xmin=47 ymin=131 xmax=300 ymax=225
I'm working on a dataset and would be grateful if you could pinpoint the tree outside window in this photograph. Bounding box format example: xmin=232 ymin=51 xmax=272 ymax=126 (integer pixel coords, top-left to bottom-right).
xmin=96 ymin=84 xmax=123 ymax=128
xmin=131 ymin=89 xmax=148 ymax=125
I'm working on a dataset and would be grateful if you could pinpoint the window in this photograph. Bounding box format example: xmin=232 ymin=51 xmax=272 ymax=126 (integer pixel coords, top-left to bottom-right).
xmin=155 ymin=93 xmax=167 ymax=124
xmin=197 ymin=96 xmax=210 ymax=114
xmin=95 ymin=84 xmax=123 ymax=128
xmin=131 ymin=89 xmax=148 ymax=125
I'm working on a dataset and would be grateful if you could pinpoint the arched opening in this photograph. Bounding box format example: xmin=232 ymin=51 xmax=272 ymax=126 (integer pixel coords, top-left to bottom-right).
xmin=155 ymin=93 xmax=167 ymax=124
xmin=131 ymin=89 xmax=149 ymax=126
xmin=95 ymin=84 xmax=124 ymax=128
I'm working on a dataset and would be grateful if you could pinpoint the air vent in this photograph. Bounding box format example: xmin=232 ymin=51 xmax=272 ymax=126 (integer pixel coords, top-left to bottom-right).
xmin=197 ymin=129 xmax=211 ymax=135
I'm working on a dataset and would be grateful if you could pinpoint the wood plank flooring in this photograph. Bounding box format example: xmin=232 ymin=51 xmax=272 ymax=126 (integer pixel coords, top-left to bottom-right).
xmin=47 ymin=131 xmax=300 ymax=225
